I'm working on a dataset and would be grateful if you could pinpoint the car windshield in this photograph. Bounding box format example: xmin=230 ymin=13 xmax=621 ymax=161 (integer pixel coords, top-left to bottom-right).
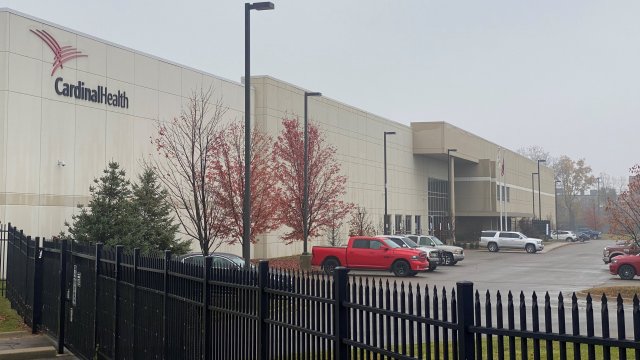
xmin=382 ymin=239 xmax=401 ymax=248
xmin=428 ymin=236 xmax=444 ymax=245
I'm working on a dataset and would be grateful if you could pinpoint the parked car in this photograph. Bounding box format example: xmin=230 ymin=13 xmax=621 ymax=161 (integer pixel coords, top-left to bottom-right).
xmin=576 ymin=228 xmax=602 ymax=239
xmin=178 ymin=252 xmax=291 ymax=291
xmin=550 ymin=230 xmax=578 ymax=242
xmin=602 ymin=240 xmax=640 ymax=264
xmin=479 ymin=231 xmax=544 ymax=253
xmin=405 ymin=234 xmax=464 ymax=265
xmin=609 ymin=254 xmax=640 ymax=280
xmin=179 ymin=252 xmax=255 ymax=269
xmin=380 ymin=235 xmax=442 ymax=271
xmin=311 ymin=236 xmax=429 ymax=277
xmin=576 ymin=232 xmax=591 ymax=242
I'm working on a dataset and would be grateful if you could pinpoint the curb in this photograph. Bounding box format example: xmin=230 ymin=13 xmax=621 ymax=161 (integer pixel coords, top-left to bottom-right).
xmin=0 ymin=346 xmax=57 ymax=360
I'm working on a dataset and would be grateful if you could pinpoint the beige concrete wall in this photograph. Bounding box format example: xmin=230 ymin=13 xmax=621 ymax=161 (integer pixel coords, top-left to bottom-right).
xmin=251 ymin=76 xmax=440 ymax=258
xmin=0 ymin=10 xmax=248 ymax=257
xmin=412 ymin=121 xmax=556 ymax=221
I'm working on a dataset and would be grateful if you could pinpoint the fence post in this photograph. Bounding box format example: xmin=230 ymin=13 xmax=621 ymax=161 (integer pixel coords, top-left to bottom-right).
xmin=132 ymin=248 xmax=140 ymax=357
xmin=32 ymin=237 xmax=42 ymax=334
xmin=22 ymin=233 xmax=28 ymax=320
xmin=57 ymin=239 xmax=68 ymax=354
xmin=202 ymin=256 xmax=212 ymax=360
xmin=113 ymin=245 xmax=123 ymax=360
xmin=162 ymin=250 xmax=171 ymax=360
xmin=257 ymin=260 xmax=270 ymax=359
xmin=93 ymin=243 xmax=103 ymax=356
xmin=456 ymin=281 xmax=475 ymax=360
xmin=333 ymin=267 xmax=350 ymax=360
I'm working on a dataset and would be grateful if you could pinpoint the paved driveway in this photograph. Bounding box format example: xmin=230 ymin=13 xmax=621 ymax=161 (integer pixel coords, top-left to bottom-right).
xmin=350 ymin=239 xmax=630 ymax=296
xmin=348 ymin=239 xmax=637 ymax=337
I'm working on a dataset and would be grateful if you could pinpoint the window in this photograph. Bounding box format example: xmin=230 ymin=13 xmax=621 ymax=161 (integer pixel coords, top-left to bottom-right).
xmin=481 ymin=231 xmax=496 ymax=237
xmin=395 ymin=214 xmax=402 ymax=233
xmin=184 ymin=255 xmax=204 ymax=265
xmin=428 ymin=178 xmax=449 ymax=234
xmin=388 ymin=238 xmax=404 ymax=247
xmin=497 ymin=185 xmax=511 ymax=202
xmin=212 ymin=257 xmax=233 ymax=268
xmin=352 ymin=239 xmax=369 ymax=248
xmin=405 ymin=215 xmax=412 ymax=234
xmin=415 ymin=215 xmax=421 ymax=234
xmin=370 ymin=240 xmax=384 ymax=250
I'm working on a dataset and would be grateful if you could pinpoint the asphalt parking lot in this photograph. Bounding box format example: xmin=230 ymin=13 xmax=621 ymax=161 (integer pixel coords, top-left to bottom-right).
xmin=349 ymin=239 xmax=633 ymax=296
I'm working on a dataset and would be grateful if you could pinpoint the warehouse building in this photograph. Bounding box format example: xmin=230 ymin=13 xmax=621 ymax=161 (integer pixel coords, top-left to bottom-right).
xmin=0 ymin=9 xmax=555 ymax=258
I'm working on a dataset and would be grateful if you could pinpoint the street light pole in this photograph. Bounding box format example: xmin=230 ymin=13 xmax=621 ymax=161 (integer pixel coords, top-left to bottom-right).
xmin=555 ymin=179 xmax=561 ymax=240
xmin=596 ymin=177 xmax=601 ymax=232
xmin=537 ymin=159 xmax=546 ymax=221
xmin=531 ymin=172 xmax=538 ymax=219
xmin=243 ymin=2 xmax=274 ymax=268
xmin=383 ymin=131 xmax=396 ymax=235
xmin=447 ymin=148 xmax=457 ymax=244
xmin=303 ymin=91 xmax=321 ymax=256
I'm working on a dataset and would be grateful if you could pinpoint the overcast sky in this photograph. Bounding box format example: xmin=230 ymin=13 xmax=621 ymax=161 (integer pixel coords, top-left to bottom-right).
xmin=2 ymin=0 xmax=638 ymax=180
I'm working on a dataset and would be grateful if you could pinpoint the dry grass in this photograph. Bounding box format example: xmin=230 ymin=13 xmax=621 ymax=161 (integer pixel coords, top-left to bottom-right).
xmin=577 ymin=285 xmax=640 ymax=301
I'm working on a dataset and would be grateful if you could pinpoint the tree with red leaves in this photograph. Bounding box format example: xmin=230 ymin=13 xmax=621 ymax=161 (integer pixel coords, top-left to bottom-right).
xmin=272 ymin=118 xmax=353 ymax=244
xmin=606 ymin=164 xmax=640 ymax=244
xmin=210 ymin=121 xmax=280 ymax=245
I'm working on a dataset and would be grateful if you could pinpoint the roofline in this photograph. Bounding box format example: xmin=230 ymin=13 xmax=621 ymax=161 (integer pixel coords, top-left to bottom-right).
xmin=0 ymin=7 xmax=243 ymax=88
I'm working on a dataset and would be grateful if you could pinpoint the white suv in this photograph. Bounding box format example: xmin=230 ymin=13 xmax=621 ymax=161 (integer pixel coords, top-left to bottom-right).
xmin=479 ymin=231 xmax=544 ymax=253
xmin=550 ymin=230 xmax=577 ymax=242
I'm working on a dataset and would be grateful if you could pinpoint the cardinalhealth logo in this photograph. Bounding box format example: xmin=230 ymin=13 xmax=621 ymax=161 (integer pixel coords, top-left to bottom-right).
xmin=30 ymin=29 xmax=87 ymax=76
xmin=30 ymin=29 xmax=129 ymax=108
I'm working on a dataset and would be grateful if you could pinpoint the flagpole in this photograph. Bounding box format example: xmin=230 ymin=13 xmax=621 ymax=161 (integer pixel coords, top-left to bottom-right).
xmin=497 ymin=149 xmax=502 ymax=231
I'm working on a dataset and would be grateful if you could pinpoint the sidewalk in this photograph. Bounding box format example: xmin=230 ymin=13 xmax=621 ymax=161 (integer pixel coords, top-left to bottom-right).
xmin=0 ymin=331 xmax=76 ymax=360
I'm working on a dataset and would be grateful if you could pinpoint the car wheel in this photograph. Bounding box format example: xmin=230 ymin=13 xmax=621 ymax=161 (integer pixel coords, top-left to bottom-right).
xmin=566 ymin=237 xmax=573 ymax=242
xmin=487 ymin=242 xmax=499 ymax=252
xmin=322 ymin=258 xmax=340 ymax=275
xmin=618 ymin=265 xmax=636 ymax=280
xmin=525 ymin=244 xmax=537 ymax=254
xmin=443 ymin=253 xmax=455 ymax=266
xmin=392 ymin=260 xmax=411 ymax=277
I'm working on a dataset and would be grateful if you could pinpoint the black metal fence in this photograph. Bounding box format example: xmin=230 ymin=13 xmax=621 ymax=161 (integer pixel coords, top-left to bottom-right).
xmin=5 ymin=223 xmax=640 ymax=360
xmin=0 ymin=222 xmax=7 ymax=296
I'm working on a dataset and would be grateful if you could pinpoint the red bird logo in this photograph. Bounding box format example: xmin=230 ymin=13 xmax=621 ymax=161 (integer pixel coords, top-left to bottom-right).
xmin=31 ymin=29 xmax=87 ymax=76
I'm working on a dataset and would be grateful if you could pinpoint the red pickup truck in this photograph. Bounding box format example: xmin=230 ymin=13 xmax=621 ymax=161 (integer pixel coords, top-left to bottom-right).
xmin=311 ymin=236 xmax=430 ymax=277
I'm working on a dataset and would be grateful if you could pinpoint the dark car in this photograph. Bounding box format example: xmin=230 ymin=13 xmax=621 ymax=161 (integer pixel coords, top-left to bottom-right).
xmin=576 ymin=232 xmax=591 ymax=242
xmin=178 ymin=252 xmax=291 ymax=291
xmin=179 ymin=252 xmax=254 ymax=269
xmin=576 ymin=228 xmax=601 ymax=239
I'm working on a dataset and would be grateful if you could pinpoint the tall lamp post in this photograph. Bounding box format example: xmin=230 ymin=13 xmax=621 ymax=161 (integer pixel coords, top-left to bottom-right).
xmin=531 ymin=172 xmax=538 ymax=219
xmin=447 ymin=148 xmax=457 ymax=244
xmin=383 ymin=131 xmax=396 ymax=235
xmin=595 ymin=177 xmax=601 ymax=232
xmin=537 ymin=159 xmax=546 ymax=221
xmin=243 ymin=2 xmax=274 ymax=268
xmin=555 ymin=179 xmax=561 ymax=239
xmin=300 ymin=91 xmax=321 ymax=270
